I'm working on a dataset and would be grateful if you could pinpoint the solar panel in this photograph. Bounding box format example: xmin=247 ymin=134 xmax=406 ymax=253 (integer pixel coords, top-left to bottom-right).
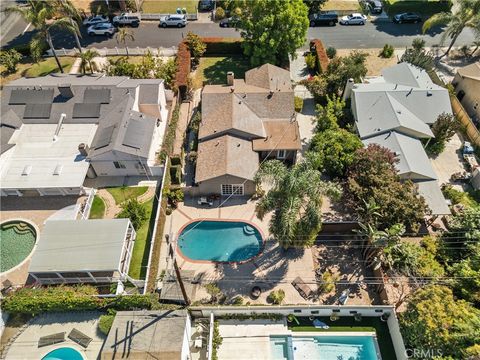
xmin=122 ymin=119 xmax=146 ymax=149
xmin=23 ymin=103 xmax=52 ymax=119
xmin=93 ymin=125 xmax=115 ymax=150
xmin=9 ymin=89 xmax=54 ymax=104
xmin=72 ymin=103 xmax=101 ymax=118
xmin=83 ymin=88 xmax=111 ymax=104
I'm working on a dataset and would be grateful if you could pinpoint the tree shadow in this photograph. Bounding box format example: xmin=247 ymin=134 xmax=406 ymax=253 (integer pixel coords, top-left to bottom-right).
xmin=372 ymin=21 xmax=446 ymax=38
xmin=202 ymin=56 xmax=252 ymax=85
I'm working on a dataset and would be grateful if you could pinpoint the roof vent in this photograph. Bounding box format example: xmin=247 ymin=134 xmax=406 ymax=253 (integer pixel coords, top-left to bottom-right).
xmin=22 ymin=165 xmax=32 ymax=176
xmin=58 ymin=84 xmax=74 ymax=98
xmin=427 ymin=91 xmax=432 ymax=97
xmin=237 ymin=143 xmax=240 ymax=147
xmin=53 ymin=164 xmax=63 ymax=175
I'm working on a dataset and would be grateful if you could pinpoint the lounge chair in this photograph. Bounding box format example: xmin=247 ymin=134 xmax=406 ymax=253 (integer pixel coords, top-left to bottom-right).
xmin=68 ymin=328 xmax=92 ymax=348
xmin=38 ymin=332 xmax=65 ymax=348
xmin=291 ymin=277 xmax=314 ymax=299
xmin=338 ymin=289 xmax=350 ymax=305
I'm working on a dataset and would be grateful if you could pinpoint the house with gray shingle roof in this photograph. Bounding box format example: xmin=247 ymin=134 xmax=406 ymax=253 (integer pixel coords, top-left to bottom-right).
xmin=347 ymin=63 xmax=452 ymax=215
xmin=0 ymin=75 xmax=169 ymax=197
xmin=195 ymin=64 xmax=301 ymax=196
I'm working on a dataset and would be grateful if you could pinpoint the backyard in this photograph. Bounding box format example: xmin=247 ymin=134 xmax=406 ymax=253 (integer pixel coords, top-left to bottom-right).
xmin=88 ymin=195 xmax=105 ymax=219
xmin=141 ymin=0 xmax=197 ymax=13
xmin=383 ymin=0 xmax=452 ymax=16
xmin=107 ymin=186 xmax=148 ymax=205
xmin=192 ymin=56 xmax=252 ymax=88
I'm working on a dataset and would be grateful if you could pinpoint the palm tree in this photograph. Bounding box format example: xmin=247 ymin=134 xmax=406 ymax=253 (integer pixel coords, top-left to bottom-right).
xmin=254 ymin=158 xmax=341 ymax=250
xmin=422 ymin=0 xmax=480 ymax=58
xmin=77 ymin=49 xmax=99 ymax=74
xmin=56 ymin=0 xmax=83 ymax=53
xmin=116 ymin=28 xmax=135 ymax=57
xmin=6 ymin=0 xmax=79 ymax=73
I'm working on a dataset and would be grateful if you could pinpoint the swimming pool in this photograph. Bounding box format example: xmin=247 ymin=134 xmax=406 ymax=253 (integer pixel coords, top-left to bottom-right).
xmin=42 ymin=347 xmax=83 ymax=360
xmin=0 ymin=220 xmax=37 ymax=273
xmin=270 ymin=335 xmax=380 ymax=360
xmin=177 ymin=220 xmax=263 ymax=262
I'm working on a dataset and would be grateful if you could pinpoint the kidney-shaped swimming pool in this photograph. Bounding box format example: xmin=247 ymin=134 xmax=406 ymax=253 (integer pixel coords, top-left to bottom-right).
xmin=177 ymin=220 xmax=263 ymax=262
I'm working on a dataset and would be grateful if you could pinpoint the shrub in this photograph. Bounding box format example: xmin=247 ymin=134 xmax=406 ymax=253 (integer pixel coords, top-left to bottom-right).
xmin=318 ymin=271 xmax=338 ymax=293
xmin=169 ymin=165 xmax=182 ymax=185
xmin=98 ymin=313 xmax=115 ymax=335
xmin=170 ymin=156 xmax=182 ymax=166
xmin=305 ymin=52 xmax=316 ymax=70
xmin=165 ymin=187 xmax=184 ymax=207
xmin=309 ymin=39 xmax=329 ymax=74
xmin=231 ymin=296 xmax=244 ymax=305
xmin=380 ymin=44 xmax=394 ymax=58
xmin=175 ymin=41 xmax=191 ymax=99
xmin=294 ymin=96 xmax=304 ymax=112
xmin=117 ymin=199 xmax=148 ymax=230
xmin=212 ymin=321 xmax=223 ymax=360
xmin=0 ymin=49 xmax=22 ymax=73
xmin=202 ymin=37 xmax=243 ymax=55
xmin=185 ymin=32 xmax=206 ymax=65
xmin=412 ymin=38 xmax=426 ymax=52
xmin=188 ymin=151 xmax=198 ymax=163
xmin=326 ymin=46 xmax=337 ymax=59
xmin=267 ymin=289 xmax=285 ymax=305
xmin=205 ymin=283 xmax=223 ymax=303
xmin=215 ymin=7 xmax=226 ymax=20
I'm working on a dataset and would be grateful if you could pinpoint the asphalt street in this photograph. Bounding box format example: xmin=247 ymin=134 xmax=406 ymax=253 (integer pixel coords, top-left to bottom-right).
xmin=1 ymin=19 xmax=476 ymax=51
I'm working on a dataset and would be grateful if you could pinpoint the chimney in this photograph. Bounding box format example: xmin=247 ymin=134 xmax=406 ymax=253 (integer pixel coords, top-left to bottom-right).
xmin=227 ymin=71 xmax=234 ymax=86
xmin=78 ymin=143 xmax=89 ymax=156
xmin=342 ymin=78 xmax=355 ymax=101
xmin=58 ymin=84 xmax=74 ymax=98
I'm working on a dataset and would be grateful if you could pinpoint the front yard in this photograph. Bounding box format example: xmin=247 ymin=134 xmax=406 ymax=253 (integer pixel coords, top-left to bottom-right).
xmin=192 ymin=56 xmax=252 ymax=88
xmin=141 ymin=0 xmax=197 ymax=13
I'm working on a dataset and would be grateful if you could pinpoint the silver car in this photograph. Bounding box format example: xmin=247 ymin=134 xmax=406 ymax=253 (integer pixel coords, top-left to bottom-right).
xmin=340 ymin=13 xmax=367 ymax=25
xmin=87 ymin=22 xmax=115 ymax=36
xmin=159 ymin=14 xmax=187 ymax=28
xmin=83 ymin=15 xmax=109 ymax=26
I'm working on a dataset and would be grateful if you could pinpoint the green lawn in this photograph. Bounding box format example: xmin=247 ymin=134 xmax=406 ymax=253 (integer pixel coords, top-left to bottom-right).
xmin=141 ymin=0 xmax=197 ymax=13
xmin=383 ymin=0 xmax=452 ymax=16
xmin=89 ymin=195 xmax=105 ymax=219
xmin=128 ymin=197 xmax=156 ymax=279
xmin=107 ymin=186 xmax=148 ymax=205
xmin=289 ymin=316 xmax=397 ymax=360
xmin=193 ymin=56 xmax=252 ymax=89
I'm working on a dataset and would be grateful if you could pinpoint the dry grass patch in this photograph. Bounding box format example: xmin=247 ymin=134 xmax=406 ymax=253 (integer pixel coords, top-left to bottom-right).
xmin=337 ymin=48 xmax=399 ymax=76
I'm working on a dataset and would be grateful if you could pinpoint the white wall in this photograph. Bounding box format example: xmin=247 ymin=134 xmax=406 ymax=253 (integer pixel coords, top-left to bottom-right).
xmin=182 ymin=313 xmax=192 ymax=360
xmin=90 ymin=152 xmax=149 ymax=177
xmin=388 ymin=312 xmax=408 ymax=360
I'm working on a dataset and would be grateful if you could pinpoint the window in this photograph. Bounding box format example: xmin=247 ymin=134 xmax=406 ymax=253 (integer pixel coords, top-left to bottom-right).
xmin=277 ymin=150 xmax=286 ymax=159
xmin=293 ymin=309 xmax=302 ymax=313
xmin=221 ymin=184 xmax=244 ymax=196
xmin=113 ymin=161 xmax=126 ymax=169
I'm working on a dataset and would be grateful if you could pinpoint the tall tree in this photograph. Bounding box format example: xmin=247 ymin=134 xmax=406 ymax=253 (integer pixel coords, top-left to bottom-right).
xmin=6 ymin=0 xmax=78 ymax=72
xmin=422 ymin=0 xmax=480 ymax=57
xmin=239 ymin=0 xmax=309 ymax=66
xmin=56 ymin=0 xmax=83 ymax=53
xmin=303 ymin=0 xmax=327 ymax=15
xmin=254 ymin=157 xmax=341 ymax=249
xmin=116 ymin=28 xmax=135 ymax=57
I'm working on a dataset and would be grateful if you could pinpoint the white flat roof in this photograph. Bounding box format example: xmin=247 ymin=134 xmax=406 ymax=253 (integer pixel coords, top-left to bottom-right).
xmin=0 ymin=123 xmax=97 ymax=189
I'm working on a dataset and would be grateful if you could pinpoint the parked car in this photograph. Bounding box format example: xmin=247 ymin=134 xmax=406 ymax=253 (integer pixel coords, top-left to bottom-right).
xmin=339 ymin=13 xmax=367 ymax=25
xmin=368 ymin=0 xmax=383 ymax=14
xmin=308 ymin=11 xmax=338 ymax=26
xmin=219 ymin=16 xmax=239 ymax=28
xmin=113 ymin=13 xmax=140 ymax=27
xmin=83 ymin=15 xmax=109 ymax=26
xmin=392 ymin=12 xmax=422 ymax=24
xmin=199 ymin=0 xmax=214 ymax=11
xmin=159 ymin=14 xmax=187 ymax=28
xmin=87 ymin=22 xmax=115 ymax=36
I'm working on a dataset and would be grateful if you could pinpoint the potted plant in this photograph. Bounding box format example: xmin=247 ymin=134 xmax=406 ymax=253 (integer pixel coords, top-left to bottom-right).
xmin=354 ymin=313 xmax=362 ymax=322
xmin=329 ymin=313 xmax=339 ymax=322
xmin=287 ymin=314 xmax=300 ymax=325
xmin=380 ymin=312 xmax=390 ymax=322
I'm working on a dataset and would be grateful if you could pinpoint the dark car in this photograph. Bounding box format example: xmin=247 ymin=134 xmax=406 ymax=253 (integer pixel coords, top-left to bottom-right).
xmin=219 ymin=16 xmax=239 ymax=28
xmin=393 ymin=12 xmax=422 ymax=24
xmin=308 ymin=11 xmax=338 ymax=26
xmin=199 ymin=0 xmax=214 ymax=11
xmin=368 ymin=0 xmax=383 ymax=14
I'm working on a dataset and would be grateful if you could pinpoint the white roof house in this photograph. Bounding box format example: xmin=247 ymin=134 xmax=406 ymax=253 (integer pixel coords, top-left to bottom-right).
xmin=349 ymin=63 xmax=452 ymax=215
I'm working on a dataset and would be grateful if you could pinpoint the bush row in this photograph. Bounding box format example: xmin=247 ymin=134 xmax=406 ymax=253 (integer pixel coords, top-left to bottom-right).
xmin=175 ymin=40 xmax=191 ymax=97
xmin=201 ymin=37 xmax=243 ymax=56
xmin=309 ymin=39 xmax=329 ymax=74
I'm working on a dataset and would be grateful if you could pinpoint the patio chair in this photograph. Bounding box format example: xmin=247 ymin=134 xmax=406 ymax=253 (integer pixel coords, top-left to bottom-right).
xmin=291 ymin=276 xmax=314 ymax=300
xmin=68 ymin=328 xmax=92 ymax=348
xmin=38 ymin=332 xmax=65 ymax=348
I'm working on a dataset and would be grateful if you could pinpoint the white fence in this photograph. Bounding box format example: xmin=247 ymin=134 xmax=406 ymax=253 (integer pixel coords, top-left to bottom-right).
xmin=46 ymin=46 xmax=177 ymax=57
xmin=79 ymin=188 xmax=96 ymax=220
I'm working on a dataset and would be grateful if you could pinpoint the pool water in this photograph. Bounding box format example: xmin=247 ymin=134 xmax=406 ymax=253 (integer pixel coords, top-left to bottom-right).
xmin=0 ymin=221 xmax=36 ymax=272
xmin=42 ymin=347 xmax=83 ymax=360
xmin=178 ymin=221 xmax=263 ymax=262
xmin=270 ymin=335 xmax=379 ymax=360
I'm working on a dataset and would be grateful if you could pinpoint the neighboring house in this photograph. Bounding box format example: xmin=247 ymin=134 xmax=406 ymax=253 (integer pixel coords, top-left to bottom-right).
xmin=347 ymin=62 xmax=452 ymax=215
xmin=0 ymin=75 xmax=169 ymax=197
xmin=101 ymin=310 xmax=191 ymax=360
xmin=28 ymin=219 xmax=135 ymax=285
xmin=453 ymin=62 xmax=480 ymax=124
xmin=195 ymin=64 xmax=301 ymax=196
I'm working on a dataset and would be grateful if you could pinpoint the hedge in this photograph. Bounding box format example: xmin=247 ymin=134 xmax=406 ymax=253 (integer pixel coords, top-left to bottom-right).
xmin=1 ymin=285 xmax=161 ymax=316
xmin=201 ymin=37 xmax=243 ymax=56
xmin=310 ymin=39 xmax=329 ymax=74
xmin=175 ymin=40 xmax=191 ymax=98
xmin=169 ymin=165 xmax=182 ymax=185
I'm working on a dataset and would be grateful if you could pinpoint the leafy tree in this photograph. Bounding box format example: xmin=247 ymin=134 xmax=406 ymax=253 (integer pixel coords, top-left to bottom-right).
xmin=313 ymin=94 xmax=344 ymax=132
xmin=185 ymin=32 xmax=206 ymax=65
xmin=450 ymin=242 xmax=480 ymax=305
xmin=0 ymin=49 xmax=22 ymax=73
xmin=325 ymin=51 xmax=368 ymax=94
xmin=105 ymin=56 xmax=136 ymax=76
xmin=310 ymin=129 xmax=362 ymax=178
xmin=215 ymin=7 xmax=226 ymax=20
xmin=117 ymin=199 xmax=147 ymax=230
xmin=345 ymin=144 xmax=427 ymax=231
xmin=239 ymin=0 xmax=309 ymax=66
xmin=77 ymin=49 xmax=98 ymax=74
xmin=267 ymin=289 xmax=285 ymax=304
xmin=154 ymin=58 xmax=177 ymax=89
xmin=116 ymin=28 xmax=135 ymax=57
xmin=303 ymin=0 xmax=327 ymax=14
xmin=254 ymin=158 xmax=341 ymax=249
xmin=424 ymin=112 xmax=458 ymax=156
xmin=400 ymin=285 xmax=480 ymax=358
xmin=422 ymin=0 xmax=480 ymax=57
xmin=302 ymin=75 xmax=327 ymax=103
xmin=55 ymin=0 xmax=83 ymax=53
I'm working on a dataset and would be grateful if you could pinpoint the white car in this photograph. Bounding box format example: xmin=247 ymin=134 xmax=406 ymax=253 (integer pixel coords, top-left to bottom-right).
xmin=340 ymin=13 xmax=367 ymax=25
xmin=159 ymin=14 xmax=187 ymax=28
xmin=87 ymin=23 xmax=115 ymax=36
xmin=83 ymin=15 xmax=109 ymax=26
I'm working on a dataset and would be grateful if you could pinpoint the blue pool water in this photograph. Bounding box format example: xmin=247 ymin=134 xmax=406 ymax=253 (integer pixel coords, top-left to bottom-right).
xmin=270 ymin=335 xmax=379 ymax=360
xmin=42 ymin=347 xmax=83 ymax=360
xmin=178 ymin=221 xmax=263 ymax=262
